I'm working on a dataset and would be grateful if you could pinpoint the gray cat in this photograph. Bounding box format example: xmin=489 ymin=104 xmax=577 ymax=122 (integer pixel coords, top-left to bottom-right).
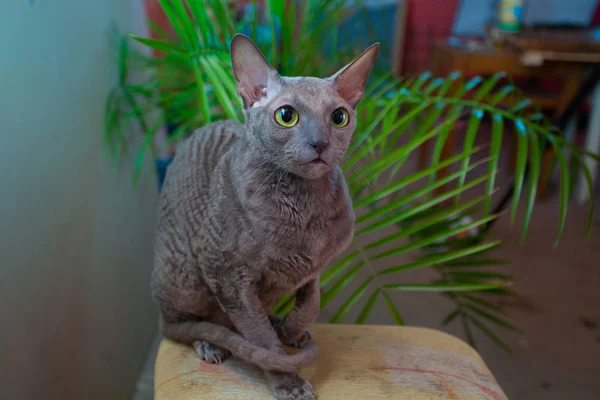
xmin=152 ymin=34 xmax=378 ymax=400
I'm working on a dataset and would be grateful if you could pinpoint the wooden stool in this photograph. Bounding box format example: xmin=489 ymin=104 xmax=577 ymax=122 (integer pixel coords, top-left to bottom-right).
xmin=154 ymin=324 xmax=507 ymax=399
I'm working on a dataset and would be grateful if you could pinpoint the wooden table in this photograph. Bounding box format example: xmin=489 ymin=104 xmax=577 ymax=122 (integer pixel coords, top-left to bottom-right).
xmin=154 ymin=324 xmax=507 ymax=399
xmin=430 ymin=42 xmax=583 ymax=112
xmin=500 ymin=28 xmax=600 ymax=64
xmin=500 ymin=28 xmax=600 ymax=204
xmin=424 ymin=29 xmax=600 ymax=202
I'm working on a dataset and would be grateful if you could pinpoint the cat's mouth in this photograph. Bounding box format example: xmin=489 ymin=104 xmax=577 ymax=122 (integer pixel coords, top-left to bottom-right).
xmin=306 ymin=158 xmax=328 ymax=166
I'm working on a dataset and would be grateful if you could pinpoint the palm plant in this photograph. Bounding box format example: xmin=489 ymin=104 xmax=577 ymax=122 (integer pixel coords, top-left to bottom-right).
xmin=105 ymin=0 xmax=598 ymax=352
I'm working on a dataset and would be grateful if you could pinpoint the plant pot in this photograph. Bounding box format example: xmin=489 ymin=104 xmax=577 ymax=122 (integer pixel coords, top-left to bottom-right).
xmin=155 ymin=157 xmax=173 ymax=191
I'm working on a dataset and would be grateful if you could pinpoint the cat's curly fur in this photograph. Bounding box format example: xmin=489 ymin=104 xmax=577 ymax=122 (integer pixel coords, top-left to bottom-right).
xmin=152 ymin=34 xmax=378 ymax=400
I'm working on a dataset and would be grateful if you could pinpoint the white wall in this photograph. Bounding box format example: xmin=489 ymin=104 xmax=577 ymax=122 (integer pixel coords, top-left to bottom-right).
xmin=0 ymin=1 xmax=158 ymax=398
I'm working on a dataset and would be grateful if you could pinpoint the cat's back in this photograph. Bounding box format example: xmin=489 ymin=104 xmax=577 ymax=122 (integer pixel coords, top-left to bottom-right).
xmin=158 ymin=120 xmax=243 ymax=216
xmin=176 ymin=119 xmax=242 ymax=172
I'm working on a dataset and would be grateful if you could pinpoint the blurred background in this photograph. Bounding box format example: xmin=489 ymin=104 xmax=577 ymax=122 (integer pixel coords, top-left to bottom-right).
xmin=1 ymin=1 xmax=600 ymax=399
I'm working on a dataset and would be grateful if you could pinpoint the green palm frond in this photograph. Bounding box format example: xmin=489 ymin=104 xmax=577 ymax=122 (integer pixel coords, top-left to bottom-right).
xmin=105 ymin=0 xmax=598 ymax=353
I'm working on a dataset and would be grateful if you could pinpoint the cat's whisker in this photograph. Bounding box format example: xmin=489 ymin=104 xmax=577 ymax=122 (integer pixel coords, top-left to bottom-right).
xmin=346 ymin=164 xmax=389 ymax=218
xmin=345 ymin=145 xmax=383 ymax=159
xmin=221 ymin=157 xmax=279 ymax=195
xmin=221 ymin=155 xmax=245 ymax=179
xmin=223 ymin=157 xmax=271 ymax=181
xmin=251 ymin=164 xmax=283 ymax=202
xmin=345 ymin=165 xmax=372 ymax=189
xmin=238 ymin=159 xmax=273 ymax=183
xmin=347 ymin=165 xmax=378 ymax=195
xmin=275 ymin=162 xmax=290 ymax=198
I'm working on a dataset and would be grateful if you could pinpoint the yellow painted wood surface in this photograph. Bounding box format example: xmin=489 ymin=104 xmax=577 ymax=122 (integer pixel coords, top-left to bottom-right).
xmin=155 ymin=324 xmax=507 ymax=399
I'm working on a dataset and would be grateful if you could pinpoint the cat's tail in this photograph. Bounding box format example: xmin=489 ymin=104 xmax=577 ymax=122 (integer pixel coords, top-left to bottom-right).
xmin=160 ymin=317 xmax=318 ymax=373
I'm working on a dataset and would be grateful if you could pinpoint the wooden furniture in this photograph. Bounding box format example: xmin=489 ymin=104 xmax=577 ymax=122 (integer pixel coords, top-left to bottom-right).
xmin=501 ymin=29 xmax=600 ymax=64
xmin=422 ymin=29 xmax=600 ymax=202
xmin=431 ymin=42 xmax=583 ymax=112
xmin=391 ymin=0 xmax=407 ymax=76
xmin=154 ymin=324 xmax=507 ymax=399
xmin=501 ymin=29 xmax=600 ymax=204
xmin=423 ymin=38 xmax=586 ymax=199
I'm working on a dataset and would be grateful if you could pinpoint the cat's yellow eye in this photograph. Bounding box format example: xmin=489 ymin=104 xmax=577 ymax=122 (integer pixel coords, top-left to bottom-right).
xmin=274 ymin=106 xmax=299 ymax=127
xmin=331 ymin=107 xmax=349 ymax=128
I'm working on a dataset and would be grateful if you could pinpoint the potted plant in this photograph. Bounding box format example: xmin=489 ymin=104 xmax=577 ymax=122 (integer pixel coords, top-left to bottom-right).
xmin=105 ymin=0 xmax=597 ymax=352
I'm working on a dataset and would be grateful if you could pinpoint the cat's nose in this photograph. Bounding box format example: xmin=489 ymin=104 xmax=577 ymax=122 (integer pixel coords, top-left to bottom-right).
xmin=309 ymin=139 xmax=329 ymax=155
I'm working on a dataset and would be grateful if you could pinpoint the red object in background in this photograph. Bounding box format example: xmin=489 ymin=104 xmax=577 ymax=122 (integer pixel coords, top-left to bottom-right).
xmin=144 ymin=0 xmax=458 ymax=72
xmin=144 ymin=0 xmax=171 ymax=55
xmin=593 ymin=1 xmax=600 ymax=26
xmin=402 ymin=0 xmax=460 ymax=73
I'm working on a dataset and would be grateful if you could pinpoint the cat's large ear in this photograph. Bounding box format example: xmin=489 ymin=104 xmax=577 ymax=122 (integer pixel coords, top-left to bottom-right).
xmin=330 ymin=43 xmax=380 ymax=108
xmin=230 ymin=34 xmax=279 ymax=109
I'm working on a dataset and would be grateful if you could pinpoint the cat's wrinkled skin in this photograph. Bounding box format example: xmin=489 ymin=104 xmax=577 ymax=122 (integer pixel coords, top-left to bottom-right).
xmin=152 ymin=34 xmax=378 ymax=400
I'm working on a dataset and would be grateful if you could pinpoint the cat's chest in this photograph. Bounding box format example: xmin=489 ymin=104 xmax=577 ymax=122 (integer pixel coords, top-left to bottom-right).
xmin=254 ymin=188 xmax=354 ymax=287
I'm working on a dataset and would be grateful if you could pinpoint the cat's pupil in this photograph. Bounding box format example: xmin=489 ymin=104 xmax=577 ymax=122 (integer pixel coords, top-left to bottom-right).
xmin=280 ymin=107 xmax=293 ymax=123
xmin=332 ymin=109 xmax=345 ymax=125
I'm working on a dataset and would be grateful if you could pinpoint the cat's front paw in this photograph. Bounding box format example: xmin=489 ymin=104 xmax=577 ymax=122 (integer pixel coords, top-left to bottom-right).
xmin=269 ymin=315 xmax=290 ymax=342
xmin=270 ymin=374 xmax=316 ymax=400
xmin=269 ymin=315 xmax=312 ymax=348
xmin=269 ymin=314 xmax=285 ymax=329
xmin=285 ymin=330 xmax=312 ymax=349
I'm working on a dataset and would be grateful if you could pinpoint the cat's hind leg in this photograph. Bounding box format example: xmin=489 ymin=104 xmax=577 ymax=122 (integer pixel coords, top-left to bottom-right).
xmin=193 ymin=306 xmax=233 ymax=363
xmin=193 ymin=340 xmax=230 ymax=364
xmin=156 ymin=298 xmax=231 ymax=364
